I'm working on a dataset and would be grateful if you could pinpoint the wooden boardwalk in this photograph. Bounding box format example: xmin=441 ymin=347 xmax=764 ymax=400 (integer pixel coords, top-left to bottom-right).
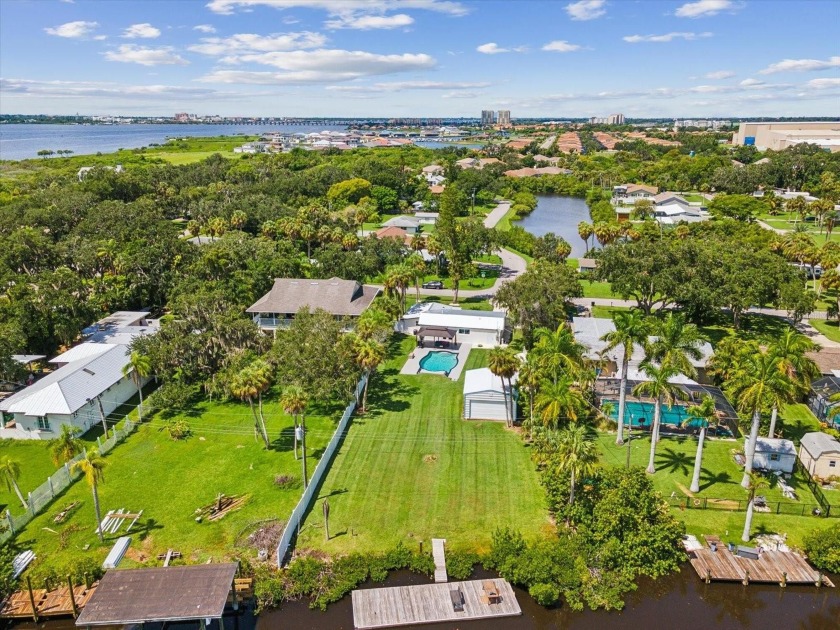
xmin=352 ymin=579 xmax=521 ymax=629
xmin=689 ymin=546 xmax=834 ymax=587
xmin=431 ymin=538 xmax=447 ymax=583
xmin=0 ymin=583 xmax=97 ymax=619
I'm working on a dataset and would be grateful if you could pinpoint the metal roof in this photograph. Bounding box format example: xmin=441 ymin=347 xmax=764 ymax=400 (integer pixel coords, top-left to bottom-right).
xmin=419 ymin=310 xmax=506 ymax=332
xmin=464 ymin=368 xmax=510 ymax=395
xmin=0 ymin=345 xmax=131 ymax=416
xmin=752 ymin=437 xmax=797 ymax=456
xmin=75 ymin=563 xmax=238 ymax=626
xmin=800 ymin=432 xmax=840 ymax=459
xmin=11 ymin=355 xmax=46 ymax=364
xmin=50 ymin=342 xmax=111 ymax=364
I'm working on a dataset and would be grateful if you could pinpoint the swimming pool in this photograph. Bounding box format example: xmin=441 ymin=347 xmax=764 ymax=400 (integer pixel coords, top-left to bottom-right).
xmin=603 ymin=400 xmax=701 ymax=428
xmin=419 ymin=351 xmax=459 ymax=374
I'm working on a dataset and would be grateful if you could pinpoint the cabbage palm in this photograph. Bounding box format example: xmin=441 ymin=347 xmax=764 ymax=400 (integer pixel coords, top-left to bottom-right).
xmin=726 ymin=348 xmax=797 ymax=488
xmin=601 ymin=310 xmax=650 ymax=445
xmin=535 ymin=376 xmax=586 ymax=429
xmin=354 ymin=338 xmax=386 ymax=413
xmin=488 ymin=347 xmax=520 ymax=427
xmin=122 ymin=350 xmax=151 ymax=423
xmin=684 ymin=395 xmax=718 ymax=493
xmin=554 ymin=425 xmax=599 ymax=506
xmin=632 ymin=363 xmax=682 ymax=474
xmin=72 ymin=449 xmax=107 ymax=543
xmin=50 ymin=424 xmax=82 ymax=466
xmin=577 ymin=221 xmax=594 ymax=253
xmin=280 ymin=385 xmax=308 ymax=465
xmin=229 ymin=362 xmax=271 ymax=448
xmin=741 ymin=471 xmax=770 ymax=542
xmin=0 ymin=456 xmax=27 ymax=510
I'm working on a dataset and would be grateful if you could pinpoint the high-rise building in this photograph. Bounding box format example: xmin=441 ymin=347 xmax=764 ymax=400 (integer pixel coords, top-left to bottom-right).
xmin=607 ymin=113 xmax=625 ymax=125
xmin=481 ymin=110 xmax=495 ymax=126
xmin=497 ymin=110 xmax=511 ymax=127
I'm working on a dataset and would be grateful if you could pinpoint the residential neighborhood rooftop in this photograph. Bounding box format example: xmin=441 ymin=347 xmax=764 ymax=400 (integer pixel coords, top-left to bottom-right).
xmin=246 ymin=277 xmax=379 ymax=317
xmin=799 ymin=432 xmax=840 ymax=459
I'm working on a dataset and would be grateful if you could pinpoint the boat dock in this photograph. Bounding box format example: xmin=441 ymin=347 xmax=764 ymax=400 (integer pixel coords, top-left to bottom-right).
xmin=431 ymin=538 xmax=447 ymax=583
xmin=352 ymin=578 xmax=521 ymax=629
xmin=688 ymin=536 xmax=833 ymax=587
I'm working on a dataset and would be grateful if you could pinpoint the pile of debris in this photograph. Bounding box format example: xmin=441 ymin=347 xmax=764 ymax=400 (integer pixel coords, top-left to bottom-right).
xmin=195 ymin=494 xmax=248 ymax=522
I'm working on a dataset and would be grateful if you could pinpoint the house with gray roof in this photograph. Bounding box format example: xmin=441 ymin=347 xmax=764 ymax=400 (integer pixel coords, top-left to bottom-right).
xmin=799 ymin=432 xmax=840 ymax=480
xmin=381 ymin=215 xmax=421 ymax=234
xmin=246 ymin=277 xmax=380 ymax=332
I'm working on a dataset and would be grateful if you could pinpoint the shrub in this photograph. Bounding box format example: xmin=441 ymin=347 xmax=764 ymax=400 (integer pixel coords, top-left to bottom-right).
xmin=446 ymin=551 xmax=480 ymax=580
xmin=529 ymin=582 xmax=560 ymax=606
xmin=274 ymin=475 xmax=297 ymax=489
xmin=164 ymin=419 xmax=191 ymax=440
xmin=804 ymin=523 xmax=840 ymax=573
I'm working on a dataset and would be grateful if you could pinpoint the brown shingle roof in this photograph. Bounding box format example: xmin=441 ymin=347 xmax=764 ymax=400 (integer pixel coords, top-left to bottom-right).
xmin=246 ymin=277 xmax=379 ymax=317
xmin=375 ymin=226 xmax=414 ymax=246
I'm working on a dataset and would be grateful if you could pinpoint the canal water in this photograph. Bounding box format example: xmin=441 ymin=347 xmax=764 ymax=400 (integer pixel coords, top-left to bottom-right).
xmin=514 ymin=195 xmax=593 ymax=258
xmin=10 ymin=565 xmax=838 ymax=629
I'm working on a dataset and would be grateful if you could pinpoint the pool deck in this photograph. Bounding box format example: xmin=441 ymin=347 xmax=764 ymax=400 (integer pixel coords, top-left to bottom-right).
xmin=400 ymin=344 xmax=471 ymax=381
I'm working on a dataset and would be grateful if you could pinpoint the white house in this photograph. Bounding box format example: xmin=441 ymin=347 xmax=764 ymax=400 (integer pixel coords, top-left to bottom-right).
xmin=77 ymin=164 xmax=124 ymax=182
xmin=0 ymin=311 xmax=157 ymax=440
xmin=463 ymin=368 xmax=516 ymax=421
xmin=398 ymin=303 xmax=509 ymax=347
xmin=750 ymin=437 xmax=796 ymax=473
xmin=0 ymin=345 xmax=146 ymax=440
xmin=381 ymin=216 xmax=421 ymax=234
xmin=414 ymin=212 xmax=439 ymax=226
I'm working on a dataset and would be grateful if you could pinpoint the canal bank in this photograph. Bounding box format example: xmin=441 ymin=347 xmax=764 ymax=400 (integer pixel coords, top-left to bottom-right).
xmin=514 ymin=195 xmax=594 ymax=259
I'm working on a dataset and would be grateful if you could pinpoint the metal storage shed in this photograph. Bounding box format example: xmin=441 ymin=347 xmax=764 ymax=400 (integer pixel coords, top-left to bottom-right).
xmin=463 ymin=368 xmax=516 ymax=422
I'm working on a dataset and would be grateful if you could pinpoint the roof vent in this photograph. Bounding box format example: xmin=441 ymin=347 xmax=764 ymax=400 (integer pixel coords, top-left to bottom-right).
xmin=82 ymin=368 xmax=96 ymax=376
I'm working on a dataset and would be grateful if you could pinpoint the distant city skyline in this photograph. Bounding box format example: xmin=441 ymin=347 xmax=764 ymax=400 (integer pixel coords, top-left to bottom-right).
xmin=1 ymin=0 xmax=839 ymax=117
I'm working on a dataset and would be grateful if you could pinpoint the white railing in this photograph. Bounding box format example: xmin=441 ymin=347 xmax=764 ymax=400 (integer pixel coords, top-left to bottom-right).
xmin=275 ymin=375 xmax=366 ymax=566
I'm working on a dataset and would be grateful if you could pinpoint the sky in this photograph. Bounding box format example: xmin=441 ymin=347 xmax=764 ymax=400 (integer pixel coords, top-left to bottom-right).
xmin=1 ymin=0 xmax=839 ymax=118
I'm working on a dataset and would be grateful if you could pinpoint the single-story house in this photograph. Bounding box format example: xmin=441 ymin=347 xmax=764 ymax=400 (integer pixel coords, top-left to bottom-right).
xmin=246 ymin=277 xmax=380 ymax=332
xmin=578 ymin=258 xmax=598 ymax=273
xmin=799 ymin=432 xmax=840 ymax=480
xmin=463 ymin=368 xmax=516 ymax=421
xmin=414 ymin=212 xmax=439 ymax=225
xmin=655 ymin=203 xmax=707 ymax=224
xmin=0 ymin=344 xmax=146 ymax=440
xmin=456 ymin=157 xmax=501 ymax=170
xmin=653 ymin=192 xmax=690 ymax=206
xmin=422 ymin=164 xmax=445 ymax=175
xmin=572 ymin=317 xmax=714 ymax=382
xmin=533 ymin=154 xmax=561 ymax=165
xmin=398 ymin=302 xmax=509 ymax=347
xmin=807 ymin=374 xmax=840 ymax=428
xmin=382 ymin=216 xmax=421 ymax=234
xmin=504 ymin=166 xmax=572 ymax=178
xmin=750 ymin=437 xmax=796 ymax=473
xmin=613 ymin=184 xmax=658 ymax=200
xmin=374 ymin=226 xmax=414 ymax=246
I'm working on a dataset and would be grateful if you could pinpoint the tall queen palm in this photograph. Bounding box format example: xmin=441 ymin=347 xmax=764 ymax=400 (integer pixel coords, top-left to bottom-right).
xmin=684 ymin=395 xmax=718 ymax=494
xmin=632 ymin=362 xmax=682 ymax=474
xmin=601 ymin=310 xmax=650 ymax=445
xmin=766 ymin=329 xmax=819 ymax=437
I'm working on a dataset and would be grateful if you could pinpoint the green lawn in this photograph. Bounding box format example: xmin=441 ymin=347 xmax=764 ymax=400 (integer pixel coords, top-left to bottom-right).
xmin=297 ymin=336 xmax=552 ymax=555
xmin=810 ymin=318 xmax=840 ymax=343
xmin=10 ymin=396 xmax=341 ymax=573
xmin=566 ymin=259 xmax=614 ymax=299
xmin=777 ymin=403 xmax=824 ymax=442
xmin=154 ymin=151 xmax=235 ymax=165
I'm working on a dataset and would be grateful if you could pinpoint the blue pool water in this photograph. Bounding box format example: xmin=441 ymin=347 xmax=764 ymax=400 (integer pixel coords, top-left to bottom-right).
xmin=604 ymin=400 xmax=698 ymax=428
xmin=419 ymin=351 xmax=459 ymax=373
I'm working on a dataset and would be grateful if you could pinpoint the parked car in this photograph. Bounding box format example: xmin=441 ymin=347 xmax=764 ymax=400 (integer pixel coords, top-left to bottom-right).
xmin=422 ymin=280 xmax=444 ymax=289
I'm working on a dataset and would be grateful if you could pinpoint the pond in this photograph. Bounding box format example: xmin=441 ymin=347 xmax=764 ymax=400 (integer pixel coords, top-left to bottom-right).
xmin=514 ymin=195 xmax=594 ymax=258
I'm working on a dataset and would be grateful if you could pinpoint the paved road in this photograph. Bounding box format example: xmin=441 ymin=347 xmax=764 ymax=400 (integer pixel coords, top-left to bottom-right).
xmin=483 ymin=200 xmax=511 ymax=229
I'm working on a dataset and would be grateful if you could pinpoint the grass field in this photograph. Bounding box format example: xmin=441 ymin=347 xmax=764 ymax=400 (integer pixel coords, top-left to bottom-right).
xmin=10 ymin=395 xmax=342 ymax=573
xmin=297 ymin=335 xmax=552 ymax=555
xmin=810 ymin=318 xmax=840 ymax=343
xmin=566 ymin=259 xmax=614 ymax=299
xmin=153 ymin=151 xmax=236 ymax=165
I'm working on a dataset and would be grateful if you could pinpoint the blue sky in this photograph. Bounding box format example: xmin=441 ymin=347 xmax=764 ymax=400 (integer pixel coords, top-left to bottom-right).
xmin=1 ymin=0 xmax=838 ymax=117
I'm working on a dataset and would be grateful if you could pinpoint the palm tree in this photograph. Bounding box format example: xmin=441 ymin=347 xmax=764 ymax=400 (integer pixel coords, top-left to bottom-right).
xmin=766 ymin=329 xmax=819 ymax=437
xmin=407 ymin=253 xmax=427 ymax=304
xmin=517 ymin=359 xmax=540 ymax=434
xmin=685 ymin=395 xmax=718 ymax=493
xmin=535 ymin=376 xmax=586 ymax=429
xmin=812 ymin=199 xmax=835 ymax=233
xmin=229 ymin=363 xmax=271 ymax=448
xmin=50 ymin=425 xmax=82 ymax=466
xmin=0 ymin=456 xmax=27 ymax=510
xmin=632 ymin=362 xmax=682 ymax=474
xmin=601 ymin=310 xmax=650 ymax=445
xmin=354 ymin=338 xmax=386 ymax=413
xmin=488 ymin=347 xmax=520 ymax=427
xmin=648 ymin=312 xmax=706 ymax=380
xmin=555 ymin=425 xmax=599 ymax=506
xmin=122 ymin=350 xmax=152 ymax=423
xmin=280 ymin=385 xmax=308 ymax=461
xmin=577 ymin=221 xmax=594 ymax=253
xmin=72 ymin=449 xmax=107 ymax=543
xmin=727 ymin=347 xmax=797 ymax=488
xmin=741 ymin=471 xmax=770 ymax=542
xmin=786 ymin=196 xmax=810 ymax=224
xmin=532 ymin=324 xmax=587 ymax=385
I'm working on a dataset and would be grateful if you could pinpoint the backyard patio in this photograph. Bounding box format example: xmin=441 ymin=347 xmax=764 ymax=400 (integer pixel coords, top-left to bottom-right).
xmin=400 ymin=340 xmax=472 ymax=380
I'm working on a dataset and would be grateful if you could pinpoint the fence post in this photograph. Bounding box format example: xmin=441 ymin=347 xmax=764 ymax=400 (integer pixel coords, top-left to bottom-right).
xmin=48 ymin=476 xmax=54 ymax=498
xmin=96 ymin=436 xmax=101 ymax=448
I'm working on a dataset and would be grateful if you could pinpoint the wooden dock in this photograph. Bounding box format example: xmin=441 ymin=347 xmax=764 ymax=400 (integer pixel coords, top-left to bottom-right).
xmin=431 ymin=538 xmax=447 ymax=583
xmin=689 ymin=544 xmax=834 ymax=587
xmin=352 ymin=579 xmax=521 ymax=629
xmin=0 ymin=583 xmax=97 ymax=619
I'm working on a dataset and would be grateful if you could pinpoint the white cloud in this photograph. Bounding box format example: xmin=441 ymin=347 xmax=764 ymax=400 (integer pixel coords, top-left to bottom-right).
xmin=122 ymin=23 xmax=161 ymax=39
xmin=44 ymin=21 xmax=100 ymax=39
xmin=675 ymin=0 xmax=737 ymax=18
xmin=189 ymin=32 xmax=327 ymax=55
xmin=441 ymin=91 xmax=480 ymax=99
xmin=197 ymin=48 xmax=436 ymax=83
xmin=206 ymin=1 xmax=468 ymax=17
xmin=740 ymin=78 xmax=763 ymax=86
xmin=704 ymin=70 xmax=735 ymax=79
xmin=759 ymin=56 xmax=840 ymax=74
xmin=542 ymin=40 xmax=582 ymax=52
xmin=477 ymin=43 xmax=508 ymax=54
xmin=0 ymin=78 xmax=240 ymax=100
xmin=104 ymin=45 xmax=189 ymax=66
xmin=326 ymin=13 xmax=413 ymax=29
xmin=565 ymin=0 xmax=606 ymax=21
xmin=326 ymin=80 xmax=490 ymax=92
xmin=193 ymin=24 xmax=217 ymax=33
xmin=807 ymin=78 xmax=840 ymax=89
xmin=623 ymin=31 xmax=712 ymax=43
